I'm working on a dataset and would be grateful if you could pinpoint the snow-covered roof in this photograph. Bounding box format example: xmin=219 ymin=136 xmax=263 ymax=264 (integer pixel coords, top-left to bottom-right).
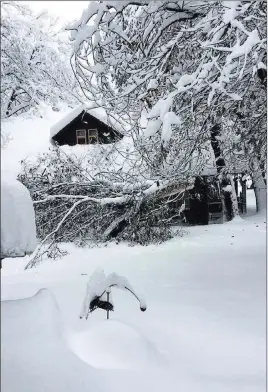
xmin=50 ymin=104 xmax=126 ymax=140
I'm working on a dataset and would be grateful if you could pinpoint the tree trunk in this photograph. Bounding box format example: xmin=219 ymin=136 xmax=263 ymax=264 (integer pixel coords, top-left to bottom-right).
xmin=252 ymin=170 xmax=267 ymax=213
xmin=5 ymin=88 xmax=16 ymax=116
xmin=227 ymin=174 xmax=240 ymax=217
xmin=210 ymin=124 xmax=239 ymax=221
xmin=210 ymin=124 xmax=225 ymax=174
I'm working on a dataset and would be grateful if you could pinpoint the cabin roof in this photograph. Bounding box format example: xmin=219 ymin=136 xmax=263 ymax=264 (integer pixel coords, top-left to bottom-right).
xmin=50 ymin=104 xmax=126 ymax=140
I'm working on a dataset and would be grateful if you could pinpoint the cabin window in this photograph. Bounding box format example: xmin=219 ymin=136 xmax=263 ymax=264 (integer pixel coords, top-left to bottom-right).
xmin=76 ymin=129 xmax=86 ymax=144
xmin=88 ymin=129 xmax=98 ymax=144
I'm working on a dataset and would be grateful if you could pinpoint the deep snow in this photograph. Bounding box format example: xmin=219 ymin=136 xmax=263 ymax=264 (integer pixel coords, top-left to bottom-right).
xmin=1 ymin=197 xmax=266 ymax=392
xmin=1 ymin=175 xmax=36 ymax=258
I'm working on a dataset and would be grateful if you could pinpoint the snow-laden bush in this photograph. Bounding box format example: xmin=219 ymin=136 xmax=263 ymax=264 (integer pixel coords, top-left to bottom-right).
xmin=18 ymin=146 xmax=183 ymax=267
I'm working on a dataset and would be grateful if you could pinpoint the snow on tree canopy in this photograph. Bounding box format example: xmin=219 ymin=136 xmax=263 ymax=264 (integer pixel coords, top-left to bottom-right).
xmin=1 ymin=175 xmax=36 ymax=258
xmin=142 ymin=119 xmax=162 ymax=138
xmin=161 ymin=112 xmax=181 ymax=147
xmin=147 ymin=79 xmax=159 ymax=90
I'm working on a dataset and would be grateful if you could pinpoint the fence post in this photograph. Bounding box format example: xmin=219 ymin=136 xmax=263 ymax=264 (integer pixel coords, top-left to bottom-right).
xmin=107 ymin=291 xmax=109 ymax=320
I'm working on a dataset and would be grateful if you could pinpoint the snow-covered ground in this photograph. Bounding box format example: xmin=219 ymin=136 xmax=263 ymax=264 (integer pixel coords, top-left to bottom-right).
xmin=1 ymin=191 xmax=266 ymax=392
xmin=1 ymin=107 xmax=266 ymax=391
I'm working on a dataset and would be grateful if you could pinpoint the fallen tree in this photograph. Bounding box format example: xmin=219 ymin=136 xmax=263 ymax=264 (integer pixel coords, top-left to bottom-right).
xmin=19 ymin=145 xmax=187 ymax=269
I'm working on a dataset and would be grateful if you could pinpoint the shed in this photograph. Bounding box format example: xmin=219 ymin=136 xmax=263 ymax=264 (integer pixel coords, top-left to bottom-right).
xmin=158 ymin=173 xmax=247 ymax=225
xmin=50 ymin=104 xmax=124 ymax=146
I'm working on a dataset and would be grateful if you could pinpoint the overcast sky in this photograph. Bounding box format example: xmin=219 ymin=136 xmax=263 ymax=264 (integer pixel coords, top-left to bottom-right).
xmin=21 ymin=1 xmax=88 ymax=24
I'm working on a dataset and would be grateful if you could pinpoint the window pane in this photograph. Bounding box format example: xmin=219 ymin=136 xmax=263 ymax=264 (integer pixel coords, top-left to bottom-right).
xmin=77 ymin=130 xmax=86 ymax=137
xmin=88 ymin=129 xmax=98 ymax=137
xmin=88 ymin=137 xmax=98 ymax=144
xmin=77 ymin=137 xmax=86 ymax=144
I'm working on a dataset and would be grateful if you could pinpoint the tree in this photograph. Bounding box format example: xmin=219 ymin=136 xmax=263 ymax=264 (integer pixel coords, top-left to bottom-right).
xmin=20 ymin=144 xmax=183 ymax=269
xmin=69 ymin=0 xmax=267 ymax=216
xmin=1 ymin=1 xmax=82 ymax=119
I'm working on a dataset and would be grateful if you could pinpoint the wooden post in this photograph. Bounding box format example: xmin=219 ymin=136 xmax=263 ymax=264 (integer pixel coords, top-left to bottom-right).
xmin=107 ymin=291 xmax=109 ymax=320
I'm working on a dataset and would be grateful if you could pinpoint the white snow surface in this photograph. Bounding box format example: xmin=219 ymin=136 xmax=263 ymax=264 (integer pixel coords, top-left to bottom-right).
xmin=142 ymin=118 xmax=162 ymax=138
xmin=1 ymin=175 xmax=36 ymax=258
xmin=1 ymin=104 xmax=72 ymax=178
xmin=1 ymin=192 xmax=266 ymax=392
xmin=147 ymin=78 xmax=159 ymax=90
xmin=161 ymin=111 xmax=181 ymax=146
xmin=1 ymin=289 xmax=102 ymax=392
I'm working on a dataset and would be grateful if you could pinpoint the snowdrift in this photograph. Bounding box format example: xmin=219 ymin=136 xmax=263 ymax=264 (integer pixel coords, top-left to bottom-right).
xmin=1 ymin=289 xmax=103 ymax=392
xmin=66 ymin=320 xmax=163 ymax=369
xmin=1 ymin=288 xmax=162 ymax=392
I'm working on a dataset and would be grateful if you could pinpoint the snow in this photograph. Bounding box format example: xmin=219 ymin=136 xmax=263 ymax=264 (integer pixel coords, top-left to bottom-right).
xmin=222 ymin=5 xmax=239 ymax=24
xmin=161 ymin=111 xmax=181 ymax=146
xmin=176 ymin=72 xmax=197 ymax=89
xmin=147 ymin=78 xmax=159 ymax=90
xmin=223 ymin=184 xmax=233 ymax=193
xmin=50 ymin=104 xmax=86 ymax=138
xmin=227 ymin=29 xmax=260 ymax=62
xmin=142 ymin=118 xmax=162 ymax=138
xmin=147 ymin=96 xmax=173 ymax=120
xmin=1 ymin=190 xmax=266 ymax=392
xmin=1 ymin=104 xmax=72 ymax=178
xmin=1 ymin=175 xmax=36 ymax=259
xmin=258 ymin=61 xmax=267 ymax=70
xmin=80 ymin=269 xmax=146 ymax=320
xmin=1 ymin=289 xmax=102 ymax=392
xmin=67 ymin=320 xmax=162 ymax=370
xmin=79 ymin=268 xmax=107 ymax=319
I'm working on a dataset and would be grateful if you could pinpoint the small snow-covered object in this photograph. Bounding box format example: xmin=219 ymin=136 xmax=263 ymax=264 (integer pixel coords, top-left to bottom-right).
xmin=80 ymin=270 xmax=147 ymax=320
xmin=106 ymin=272 xmax=147 ymax=312
xmin=147 ymin=78 xmax=159 ymax=90
xmin=1 ymin=175 xmax=36 ymax=259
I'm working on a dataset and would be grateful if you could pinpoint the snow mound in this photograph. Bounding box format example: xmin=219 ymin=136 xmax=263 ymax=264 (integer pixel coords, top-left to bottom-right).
xmin=1 ymin=176 xmax=36 ymax=258
xmin=67 ymin=320 xmax=164 ymax=370
xmin=1 ymin=289 xmax=103 ymax=392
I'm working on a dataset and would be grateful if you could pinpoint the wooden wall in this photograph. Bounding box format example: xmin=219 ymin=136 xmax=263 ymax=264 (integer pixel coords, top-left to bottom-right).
xmin=52 ymin=112 xmax=122 ymax=146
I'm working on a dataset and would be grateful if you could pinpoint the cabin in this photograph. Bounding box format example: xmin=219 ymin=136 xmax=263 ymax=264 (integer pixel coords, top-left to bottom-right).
xmin=50 ymin=104 xmax=124 ymax=146
xmin=158 ymin=173 xmax=247 ymax=225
